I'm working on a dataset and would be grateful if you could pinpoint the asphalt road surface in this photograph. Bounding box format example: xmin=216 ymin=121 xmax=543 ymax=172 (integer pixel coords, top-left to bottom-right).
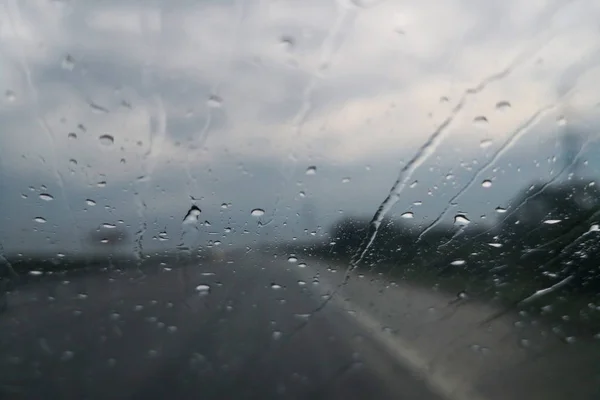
xmin=0 ymin=252 xmax=443 ymax=400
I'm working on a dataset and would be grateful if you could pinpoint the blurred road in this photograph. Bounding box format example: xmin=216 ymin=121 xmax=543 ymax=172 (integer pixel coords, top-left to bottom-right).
xmin=0 ymin=252 xmax=442 ymax=400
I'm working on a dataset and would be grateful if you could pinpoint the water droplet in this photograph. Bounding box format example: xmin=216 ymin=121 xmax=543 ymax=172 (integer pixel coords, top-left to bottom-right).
xmin=195 ymin=284 xmax=210 ymax=295
xmin=454 ymin=214 xmax=470 ymax=225
xmin=496 ymin=100 xmax=511 ymax=111
xmin=69 ymin=159 xmax=78 ymax=166
xmin=86 ymin=199 xmax=96 ymax=206
xmin=410 ymin=181 xmax=418 ymax=188
xmin=61 ymin=54 xmax=75 ymax=70
xmin=451 ymin=259 xmax=466 ymax=266
xmin=297 ymin=263 xmax=307 ymax=268
xmin=413 ymin=201 xmax=422 ymax=206
xmin=99 ymin=134 xmax=114 ymax=146
xmin=305 ymin=166 xmax=317 ymax=175
xmin=299 ymin=191 xmax=306 ymax=198
xmin=457 ymin=291 xmax=469 ymax=300
xmin=488 ymin=243 xmax=503 ymax=248
xmin=251 ymin=209 xmax=265 ymax=217
xmin=495 ymin=207 xmax=507 ymax=213
xmin=167 ymin=326 xmax=178 ymax=334
xmin=97 ymin=181 xmax=107 ymax=187
xmin=34 ymin=217 xmax=47 ymax=223
xmin=271 ymin=283 xmax=282 ymax=290
xmin=400 ymin=212 xmax=414 ymax=219
xmin=183 ymin=205 xmax=201 ymax=223
xmin=342 ymin=177 xmax=351 ymax=183
xmin=481 ymin=180 xmax=492 ymax=188
xmin=90 ymin=102 xmax=109 ymax=114
xmin=207 ymin=94 xmax=223 ymax=108
xmin=480 ymin=139 xmax=493 ymax=148
xmin=220 ymin=203 xmax=228 ymax=209
xmin=39 ymin=193 xmax=54 ymax=201
xmin=543 ymin=219 xmax=561 ymax=225
xmin=272 ymin=331 xmax=283 ymax=340
xmin=473 ymin=116 xmax=488 ymax=126
xmin=67 ymin=132 xmax=77 ymax=140
xmin=298 ymin=280 xmax=306 ymax=286
xmin=557 ymin=115 xmax=567 ymax=126
xmin=102 ymin=223 xmax=116 ymax=229
xmin=5 ymin=90 xmax=16 ymax=102
xmin=279 ymin=35 xmax=295 ymax=51
xmin=29 ymin=270 xmax=43 ymax=276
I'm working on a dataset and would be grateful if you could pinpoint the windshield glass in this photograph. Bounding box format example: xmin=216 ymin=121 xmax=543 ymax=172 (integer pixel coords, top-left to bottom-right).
xmin=1 ymin=1 xmax=600 ymax=399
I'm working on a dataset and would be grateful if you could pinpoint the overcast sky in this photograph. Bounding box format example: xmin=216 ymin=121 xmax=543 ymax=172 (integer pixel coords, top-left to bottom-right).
xmin=1 ymin=0 xmax=600 ymax=255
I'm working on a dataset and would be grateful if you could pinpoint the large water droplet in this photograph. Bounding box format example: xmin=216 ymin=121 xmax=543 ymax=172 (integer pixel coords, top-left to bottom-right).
xmin=86 ymin=199 xmax=96 ymax=206
xmin=34 ymin=217 xmax=47 ymax=223
xmin=102 ymin=223 xmax=116 ymax=229
xmin=183 ymin=205 xmax=201 ymax=223
xmin=99 ymin=134 xmax=114 ymax=146
xmin=454 ymin=214 xmax=470 ymax=225
xmin=400 ymin=212 xmax=414 ymax=219
xmin=271 ymin=283 xmax=282 ymax=290
xmin=481 ymin=180 xmax=492 ymax=188
xmin=305 ymin=166 xmax=317 ymax=175
xmin=68 ymin=132 xmax=77 ymax=140
xmin=195 ymin=284 xmax=210 ymax=295
xmin=39 ymin=193 xmax=54 ymax=201
xmin=251 ymin=208 xmax=265 ymax=217
xmin=287 ymin=256 xmax=298 ymax=263
xmin=451 ymin=259 xmax=466 ymax=266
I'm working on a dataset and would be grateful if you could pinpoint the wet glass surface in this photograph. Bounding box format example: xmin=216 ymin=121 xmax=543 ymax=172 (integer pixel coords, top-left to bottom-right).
xmin=1 ymin=1 xmax=600 ymax=399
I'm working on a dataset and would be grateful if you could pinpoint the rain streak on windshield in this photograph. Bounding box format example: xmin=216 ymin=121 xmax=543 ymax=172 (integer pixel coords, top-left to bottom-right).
xmin=1 ymin=1 xmax=600 ymax=399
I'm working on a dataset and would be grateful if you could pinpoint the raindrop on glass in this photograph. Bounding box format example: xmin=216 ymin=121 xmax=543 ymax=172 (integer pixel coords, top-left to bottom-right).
xmin=481 ymin=180 xmax=492 ymax=188
xmin=495 ymin=101 xmax=511 ymax=111
xmin=543 ymin=219 xmax=561 ymax=225
xmin=480 ymin=139 xmax=493 ymax=148
xmin=495 ymin=207 xmax=507 ymax=213
xmin=400 ymin=212 xmax=414 ymax=219
xmin=342 ymin=177 xmax=351 ymax=183
xmin=473 ymin=116 xmax=488 ymax=126
xmin=251 ymin=209 xmax=265 ymax=217
xmin=207 ymin=94 xmax=223 ymax=108
xmin=454 ymin=214 xmax=470 ymax=225
xmin=305 ymin=166 xmax=317 ymax=175
xmin=271 ymin=283 xmax=282 ymax=290
xmin=195 ymin=284 xmax=210 ymax=295
xmin=288 ymin=256 xmax=298 ymax=263
xmin=39 ymin=193 xmax=54 ymax=201
xmin=102 ymin=223 xmax=116 ymax=229
xmin=86 ymin=199 xmax=96 ymax=206
xmin=5 ymin=90 xmax=16 ymax=102
xmin=451 ymin=259 xmax=466 ymax=266
xmin=99 ymin=134 xmax=114 ymax=146
xmin=68 ymin=132 xmax=77 ymax=140
xmin=61 ymin=54 xmax=75 ymax=70
xmin=34 ymin=217 xmax=47 ymax=223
